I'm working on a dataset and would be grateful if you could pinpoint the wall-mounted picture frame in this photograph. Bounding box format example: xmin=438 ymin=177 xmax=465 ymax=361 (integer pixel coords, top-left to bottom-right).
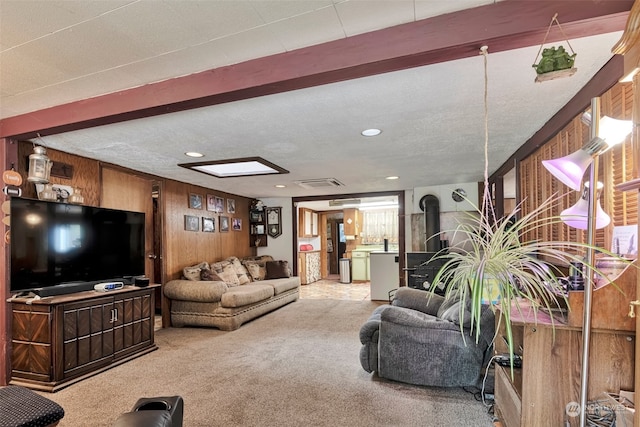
xmin=202 ymin=217 xmax=215 ymax=232
xmin=185 ymin=215 xmax=199 ymax=231
xmin=227 ymin=198 xmax=236 ymax=214
xmin=232 ymin=218 xmax=242 ymax=231
xmin=189 ymin=193 xmax=203 ymax=209
xmin=206 ymin=194 xmax=217 ymax=212
xmin=220 ymin=216 xmax=230 ymax=232
xmin=215 ymin=196 xmax=224 ymax=213
xmin=266 ymin=207 xmax=282 ymax=238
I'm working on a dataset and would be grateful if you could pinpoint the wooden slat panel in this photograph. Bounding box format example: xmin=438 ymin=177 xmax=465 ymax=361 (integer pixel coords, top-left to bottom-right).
xmin=519 ymin=82 xmax=638 ymax=251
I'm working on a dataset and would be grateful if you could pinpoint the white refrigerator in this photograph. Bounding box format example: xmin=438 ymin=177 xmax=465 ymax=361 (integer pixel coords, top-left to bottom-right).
xmin=369 ymin=252 xmax=399 ymax=301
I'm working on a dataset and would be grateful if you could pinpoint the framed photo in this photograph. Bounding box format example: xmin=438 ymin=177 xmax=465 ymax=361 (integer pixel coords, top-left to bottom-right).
xmin=219 ymin=216 xmax=230 ymax=232
xmin=202 ymin=217 xmax=215 ymax=232
xmin=189 ymin=193 xmax=203 ymax=209
xmin=206 ymin=194 xmax=217 ymax=212
xmin=227 ymin=198 xmax=236 ymax=214
xmin=185 ymin=215 xmax=199 ymax=231
xmin=232 ymin=218 xmax=242 ymax=231
xmin=254 ymin=224 xmax=265 ymax=234
xmin=215 ymin=196 xmax=224 ymax=213
xmin=250 ymin=210 xmax=263 ymax=222
xmin=266 ymin=207 xmax=282 ymax=238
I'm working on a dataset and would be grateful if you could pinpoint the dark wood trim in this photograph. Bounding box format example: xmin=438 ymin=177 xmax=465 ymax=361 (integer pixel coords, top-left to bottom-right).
xmin=490 ymin=54 xmax=625 ymax=181
xmin=1 ymin=138 xmax=19 ymax=386
xmin=0 ymin=1 xmax=631 ymax=140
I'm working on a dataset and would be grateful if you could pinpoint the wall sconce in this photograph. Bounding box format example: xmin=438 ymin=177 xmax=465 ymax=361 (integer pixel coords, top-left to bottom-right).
xmin=560 ymin=181 xmax=610 ymax=229
xmin=27 ymin=146 xmax=53 ymax=184
xmin=542 ymin=115 xmax=632 ymax=190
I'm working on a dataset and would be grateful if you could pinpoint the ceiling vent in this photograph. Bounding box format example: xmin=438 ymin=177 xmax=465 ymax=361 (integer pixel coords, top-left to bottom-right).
xmin=294 ymin=178 xmax=344 ymax=189
xmin=329 ymin=199 xmax=360 ymax=207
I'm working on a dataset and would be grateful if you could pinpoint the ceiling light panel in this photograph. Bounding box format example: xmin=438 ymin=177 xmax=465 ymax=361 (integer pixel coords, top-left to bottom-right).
xmin=179 ymin=157 xmax=289 ymax=178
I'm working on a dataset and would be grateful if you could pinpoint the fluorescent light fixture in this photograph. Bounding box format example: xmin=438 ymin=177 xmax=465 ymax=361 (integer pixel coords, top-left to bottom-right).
xmin=179 ymin=157 xmax=289 ymax=178
xmin=275 ymin=184 xmax=286 ymax=188
xmin=386 ymin=176 xmax=399 ymax=180
xmin=361 ymin=128 xmax=381 ymax=137
xmin=561 ymin=181 xmax=610 ymax=229
xmin=185 ymin=151 xmax=204 ymax=158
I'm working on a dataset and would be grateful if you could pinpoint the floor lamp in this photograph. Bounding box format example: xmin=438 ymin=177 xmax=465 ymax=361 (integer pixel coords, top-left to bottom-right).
xmin=542 ymin=97 xmax=631 ymax=426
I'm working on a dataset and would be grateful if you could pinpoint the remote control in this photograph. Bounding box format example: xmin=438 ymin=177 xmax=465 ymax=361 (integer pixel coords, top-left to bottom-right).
xmin=94 ymin=282 xmax=125 ymax=292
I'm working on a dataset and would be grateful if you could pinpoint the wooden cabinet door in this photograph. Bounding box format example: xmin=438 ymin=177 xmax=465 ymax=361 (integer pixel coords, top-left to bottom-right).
xmin=11 ymin=304 xmax=52 ymax=380
xmin=62 ymin=297 xmax=113 ymax=379
xmin=113 ymin=290 xmax=153 ymax=360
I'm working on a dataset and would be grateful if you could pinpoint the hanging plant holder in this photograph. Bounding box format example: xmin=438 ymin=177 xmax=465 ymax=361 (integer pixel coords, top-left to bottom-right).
xmin=532 ymin=13 xmax=577 ymax=83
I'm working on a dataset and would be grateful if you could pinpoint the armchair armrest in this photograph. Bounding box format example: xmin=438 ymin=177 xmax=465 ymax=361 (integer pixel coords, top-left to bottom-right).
xmin=164 ymin=280 xmax=228 ymax=303
xmin=392 ymin=287 xmax=444 ymax=316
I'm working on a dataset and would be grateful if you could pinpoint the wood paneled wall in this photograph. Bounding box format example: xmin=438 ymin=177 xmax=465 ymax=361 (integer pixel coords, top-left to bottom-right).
xmin=162 ymin=179 xmax=253 ymax=281
xmin=17 ymin=141 xmax=101 ymax=205
xmin=14 ymin=141 xmax=254 ymax=283
xmin=519 ymin=82 xmax=638 ymax=251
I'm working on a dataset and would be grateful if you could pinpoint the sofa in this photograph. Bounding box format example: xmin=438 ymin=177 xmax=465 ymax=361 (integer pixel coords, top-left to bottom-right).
xmin=359 ymin=287 xmax=495 ymax=387
xmin=164 ymin=256 xmax=300 ymax=330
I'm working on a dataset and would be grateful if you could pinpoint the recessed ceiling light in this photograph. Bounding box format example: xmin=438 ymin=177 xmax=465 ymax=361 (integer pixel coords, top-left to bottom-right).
xmin=275 ymin=184 xmax=286 ymax=188
xmin=185 ymin=151 xmax=204 ymax=158
xmin=179 ymin=156 xmax=289 ymax=178
xmin=386 ymin=176 xmax=399 ymax=180
xmin=361 ymin=128 xmax=382 ymax=137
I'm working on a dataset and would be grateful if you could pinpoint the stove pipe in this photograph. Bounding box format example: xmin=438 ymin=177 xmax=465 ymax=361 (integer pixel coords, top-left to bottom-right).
xmin=419 ymin=194 xmax=440 ymax=253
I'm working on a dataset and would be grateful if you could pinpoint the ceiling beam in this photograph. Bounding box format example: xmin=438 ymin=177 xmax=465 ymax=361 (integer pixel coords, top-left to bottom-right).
xmin=0 ymin=0 xmax=633 ymax=140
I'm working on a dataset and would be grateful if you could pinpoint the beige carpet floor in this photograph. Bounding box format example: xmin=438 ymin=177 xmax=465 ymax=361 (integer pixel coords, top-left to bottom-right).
xmin=40 ymin=299 xmax=494 ymax=426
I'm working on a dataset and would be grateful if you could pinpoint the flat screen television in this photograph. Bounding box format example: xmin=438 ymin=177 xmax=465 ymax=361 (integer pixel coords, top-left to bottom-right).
xmin=10 ymin=197 xmax=146 ymax=296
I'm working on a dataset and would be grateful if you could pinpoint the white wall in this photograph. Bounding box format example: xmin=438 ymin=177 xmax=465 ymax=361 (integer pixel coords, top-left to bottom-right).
xmin=405 ymin=182 xmax=480 ymax=254
xmin=257 ymin=197 xmax=294 ymax=265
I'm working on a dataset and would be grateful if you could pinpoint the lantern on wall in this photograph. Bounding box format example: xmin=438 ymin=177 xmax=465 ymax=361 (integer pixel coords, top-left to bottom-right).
xmin=27 ymin=146 xmax=53 ymax=184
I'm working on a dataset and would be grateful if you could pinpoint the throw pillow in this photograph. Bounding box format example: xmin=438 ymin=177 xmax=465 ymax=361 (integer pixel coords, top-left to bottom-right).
xmin=216 ymin=264 xmax=241 ymax=287
xmin=243 ymin=260 xmax=266 ymax=281
xmin=183 ymin=262 xmax=209 ymax=281
xmin=200 ymin=267 xmax=223 ymax=282
xmin=226 ymin=257 xmax=251 ymax=285
xmin=265 ymin=260 xmax=291 ymax=280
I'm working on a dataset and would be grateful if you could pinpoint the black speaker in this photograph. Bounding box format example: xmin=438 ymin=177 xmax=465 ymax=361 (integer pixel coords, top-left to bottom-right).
xmin=134 ymin=276 xmax=150 ymax=287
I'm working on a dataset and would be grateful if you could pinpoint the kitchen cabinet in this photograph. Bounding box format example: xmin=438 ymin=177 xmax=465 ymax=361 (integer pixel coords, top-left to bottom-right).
xmin=343 ymin=208 xmax=359 ymax=236
xmin=299 ymin=251 xmax=321 ymax=285
xmin=298 ymin=208 xmax=318 ymax=237
xmin=351 ymin=251 xmax=369 ymax=281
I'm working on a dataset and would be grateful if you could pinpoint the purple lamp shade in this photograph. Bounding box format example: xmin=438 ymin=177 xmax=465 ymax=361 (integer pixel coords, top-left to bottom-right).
xmin=560 ymin=182 xmax=610 ymax=230
xmin=541 ymin=149 xmax=593 ymax=191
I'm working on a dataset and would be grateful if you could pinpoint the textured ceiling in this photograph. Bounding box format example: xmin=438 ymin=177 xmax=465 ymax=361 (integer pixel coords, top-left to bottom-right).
xmin=0 ymin=0 xmax=629 ymax=201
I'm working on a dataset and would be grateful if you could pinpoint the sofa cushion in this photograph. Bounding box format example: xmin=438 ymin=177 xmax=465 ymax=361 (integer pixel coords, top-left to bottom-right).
xmin=265 ymin=260 xmax=291 ymax=279
xmin=164 ymin=280 xmax=228 ymax=302
xmin=183 ymin=262 xmax=209 ymax=281
xmin=221 ymin=284 xmax=274 ymax=307
xmin=264 ymin=277 xmax=300 ymax=295
xmin=437 ymin=296 xmax=472 ymax=328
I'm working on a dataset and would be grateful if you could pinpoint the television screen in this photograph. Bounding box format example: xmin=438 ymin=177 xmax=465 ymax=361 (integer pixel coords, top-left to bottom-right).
xmin=10 ymin=197 xmax=145 ymax=295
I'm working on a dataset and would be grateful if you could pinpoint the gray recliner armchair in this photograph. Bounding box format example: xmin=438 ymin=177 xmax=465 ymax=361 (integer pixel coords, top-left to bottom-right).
xmin=359 ymin=287 xmax=495 ymax=387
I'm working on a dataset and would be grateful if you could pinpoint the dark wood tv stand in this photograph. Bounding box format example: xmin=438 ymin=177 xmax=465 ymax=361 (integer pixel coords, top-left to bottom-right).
xmin=8 ymin=284 xmax=159 ymax=392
